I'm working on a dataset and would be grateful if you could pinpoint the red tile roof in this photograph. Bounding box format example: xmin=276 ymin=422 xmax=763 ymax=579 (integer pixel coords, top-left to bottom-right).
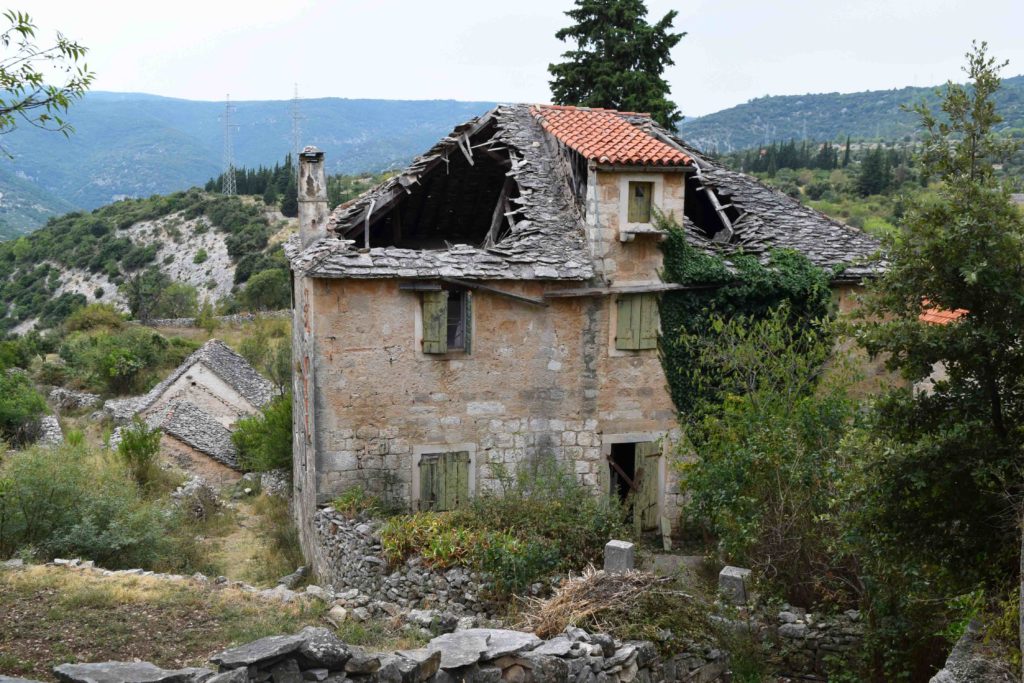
xmin=531 ymin=104 xmax=692 ymax=167
xmin=920 ymin=301 xmax=967 ymax=325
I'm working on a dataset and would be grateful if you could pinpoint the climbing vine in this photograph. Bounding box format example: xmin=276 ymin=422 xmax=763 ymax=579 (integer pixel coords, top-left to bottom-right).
xmin=657 ymin=215 xmax=834 ymax=419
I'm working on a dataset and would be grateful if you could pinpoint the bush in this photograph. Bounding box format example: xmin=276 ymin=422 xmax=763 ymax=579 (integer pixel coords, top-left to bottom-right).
xmin=64 ymin=303 xmax=125 ymax=332
xmin=0 ymin=372 xmax=48 ymax=447
xmin=241 ymin=269 xmax=290 ymax=311
xmin=380 ymin=462 xmax=628 ymax=596
xmin=679 ymin=306 xmax=859 ymax=605
xmin=0 ymin=444 xmax=187 ymax=569
xmin=116 ymin=417 xmax=163 ymax=491
xmin=193 ymin=248 xmax=208 ymax=264
xmin=59 ymin=328 xmax=198 ymax=396
xmin=232 ymin=394 xmax=292 ymax=472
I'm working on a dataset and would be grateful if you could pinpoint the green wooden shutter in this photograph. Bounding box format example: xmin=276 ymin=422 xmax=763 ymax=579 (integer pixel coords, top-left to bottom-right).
xmin=419 ymin=451 xmax=470 ymax=511
xmin=422 ymin=291 xmax=448 ymax=354
xmin=634 ymin=442 xmax=660 ymax=533
xmin=638 ymin=294 xmax=659 ymax=350
xmin=627 ymin=182 xmax=653 ymax=223
xmin=615 ymin=295 xmax=641 ymax=350
xmin=419 ymin=454 xmax=440 ymax=511
xmin=463 ymin=293 xmax=473 ymax=354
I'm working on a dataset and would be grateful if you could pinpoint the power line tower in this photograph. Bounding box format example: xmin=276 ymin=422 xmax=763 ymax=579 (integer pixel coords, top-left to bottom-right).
xmin=222 ymin=94 xmax=238 ymax=195
xmin=290 ymin=83 xmax=304 ymax=177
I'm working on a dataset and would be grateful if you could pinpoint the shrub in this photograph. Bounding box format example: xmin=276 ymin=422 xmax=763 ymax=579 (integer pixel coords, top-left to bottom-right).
xmin=193 ymin=248 xmax=208 ymax=264
xmin=0 ymin=372 xmax=48 ymax=447
xmin=59 ymin=328 xmax=198 ymax=396
xmin=241 ymin=269 xmax=290 ymax=311
xmin=64 ymin=303 xmax=125 ymax=332
xmin=0 ymin=445 xmax=181 ymax=568
xmin=151 ymin=282 xmax=199 ymax=319
xmin=232 ymin=394 xmax=292 ymax=472
xmin=116 ymin=417 xmax=163 ymax=491
xmin=379 ymin=462 xmax=628 ymax=596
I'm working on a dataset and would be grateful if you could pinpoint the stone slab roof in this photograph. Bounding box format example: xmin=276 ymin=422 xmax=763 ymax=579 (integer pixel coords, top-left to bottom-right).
xmin=288 ymin=104 xmax=592 ymax=281
xmin=149 ymin=400 xmax=239 ymax=470
xmin=105 ymin=339 xmax=274 ymax=422
xmin=666 ymin=141 xmax=885 ymax=280
xmin=531 ymin=105 xmax=692 ymax=166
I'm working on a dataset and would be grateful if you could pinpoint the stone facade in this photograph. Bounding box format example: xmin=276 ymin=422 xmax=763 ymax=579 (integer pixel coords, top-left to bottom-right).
xmin=292 ymin=276 xmax=681 ymax=519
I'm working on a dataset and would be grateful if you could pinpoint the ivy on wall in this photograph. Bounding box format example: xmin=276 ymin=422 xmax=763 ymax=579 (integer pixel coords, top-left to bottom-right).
xmin=657 ymin=216 xmax=834 ymax=418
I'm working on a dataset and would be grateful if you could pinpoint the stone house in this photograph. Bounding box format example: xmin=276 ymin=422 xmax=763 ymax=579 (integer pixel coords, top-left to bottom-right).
xmin=287 ymin=104 xmax=881 ymax=554
xmin=106 ymin=339 xmax=274 ymax=476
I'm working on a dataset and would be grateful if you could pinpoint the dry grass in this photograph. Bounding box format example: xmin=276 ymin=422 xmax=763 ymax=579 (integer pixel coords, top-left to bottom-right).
xmin=0 ymin=564 xmax=328 ymax=681
xmin=518 ymin=566 xmax=714 ymax=648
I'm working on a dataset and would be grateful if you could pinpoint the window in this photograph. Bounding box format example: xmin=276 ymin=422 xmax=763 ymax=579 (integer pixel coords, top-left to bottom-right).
xmin=615 ymin=294 xmax=658 ymax=350
xmin=422 ymin=288 xmax=472 ymax=354
xmin=419 ymin=451 xmax=470 ymax=511
xmin=627 ymin=181 xmax=654 ymax=223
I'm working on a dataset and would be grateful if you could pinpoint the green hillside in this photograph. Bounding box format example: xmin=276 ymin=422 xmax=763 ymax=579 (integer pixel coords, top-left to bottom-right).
xmin=678 ymin=75 xmax=1024 ymax=153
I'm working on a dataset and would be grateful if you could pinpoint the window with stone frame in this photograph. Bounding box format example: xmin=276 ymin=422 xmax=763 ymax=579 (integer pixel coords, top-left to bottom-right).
xmin=627 ymin=181 xmax=654 ymax=223
xmin=422 ymin=288 xmax=472 ymax=354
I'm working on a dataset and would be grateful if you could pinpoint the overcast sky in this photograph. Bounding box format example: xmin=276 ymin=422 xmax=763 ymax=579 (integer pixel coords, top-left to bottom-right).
xmin=27 ymin=0 xmax=1024 ymax=117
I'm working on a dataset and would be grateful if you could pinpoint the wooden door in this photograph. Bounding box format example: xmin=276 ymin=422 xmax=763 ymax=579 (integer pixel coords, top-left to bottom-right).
xmin=633 ymin=442 xmax=660 ymax=532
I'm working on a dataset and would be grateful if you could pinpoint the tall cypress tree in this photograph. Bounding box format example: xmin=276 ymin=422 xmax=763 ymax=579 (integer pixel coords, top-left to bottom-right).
xmin=548 ymin=0 xmax=685 ymax=129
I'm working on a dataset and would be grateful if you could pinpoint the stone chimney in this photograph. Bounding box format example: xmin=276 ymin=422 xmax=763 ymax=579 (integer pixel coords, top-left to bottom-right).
xmin=298 ymin=146 xmax=328 ymax=248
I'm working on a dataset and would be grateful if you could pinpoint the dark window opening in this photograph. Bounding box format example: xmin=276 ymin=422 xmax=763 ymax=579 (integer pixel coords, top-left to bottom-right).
xmin=609 ymin=442 xmax=636 ymax=503
xmin=345 ymin=120 xmax=520 ymax=250
xmin=446 ymin=289 xmax=468 ymax=351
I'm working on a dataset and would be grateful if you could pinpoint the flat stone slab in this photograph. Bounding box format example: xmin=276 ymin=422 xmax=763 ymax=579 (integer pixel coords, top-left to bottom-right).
xmin=531 ymin=637 xmax=573 ymax=657
xmin=427 ymin=633 xmax=489 ymax=669
xmin=296 ymin=627 xmax=351 ymax=669
xmin=53 ymin=663 xmax=212 ymax=683
xmin=457 ymin=629 xmax=542 ymax=660
xmin=0 ymin=676 xmax=46 ymax=683
xmin=210 ymin=634 xmax=305 ymax=669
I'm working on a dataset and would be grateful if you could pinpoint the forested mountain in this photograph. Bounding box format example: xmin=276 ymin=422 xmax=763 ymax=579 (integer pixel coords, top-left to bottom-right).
xmin=0 ymin=93 xmax=494 ymax=236
xmin=678 ymin=75 xmax=1024 ymax=153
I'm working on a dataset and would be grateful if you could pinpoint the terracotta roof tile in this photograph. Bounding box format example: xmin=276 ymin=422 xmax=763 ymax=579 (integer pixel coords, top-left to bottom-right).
xmin=920 ymin=301 xmax=967 ymax=325
xmin=530 ymin=104 xmax=692 ymax=167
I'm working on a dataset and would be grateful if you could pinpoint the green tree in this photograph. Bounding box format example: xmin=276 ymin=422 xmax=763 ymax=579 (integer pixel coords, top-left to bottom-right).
xmin=241 ymin=268 xmax=290 ymax=311
xmin=548 ymin=0 xmax=685 ymax=129
xmin=151 ymin=282 xmax=198 ymax=319
xmin=848 ymin=42 xmax=1024 ymax=673
xmin=280 ymin=174 xmax=298 ymax=218
xmin=0 ymin=10 xmax=94 ymax=139
xmin=118 ymin=267 xmax=171 ymax=322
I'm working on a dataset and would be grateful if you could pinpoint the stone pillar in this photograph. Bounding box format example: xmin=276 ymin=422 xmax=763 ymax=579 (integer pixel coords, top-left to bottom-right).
xmin=298 ymin=146 xmax=329 ymax=248
xmin=719 ymin=566 xmax=752 ymax=605
xmin=604 ymin=540 xmax=635 ymax=574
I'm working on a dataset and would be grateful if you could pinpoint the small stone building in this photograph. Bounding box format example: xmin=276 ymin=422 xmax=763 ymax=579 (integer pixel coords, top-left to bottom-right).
xmin=106 ymin=339 xmax=274 ymax=475
xmin=287 ymin=104 xmax=881 ymax=555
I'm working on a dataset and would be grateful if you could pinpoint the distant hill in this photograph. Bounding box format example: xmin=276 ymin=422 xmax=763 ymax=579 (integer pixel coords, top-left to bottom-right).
xmin=678 ymin=75 xmax=1024 ymax=153
xmin=0 ymin=93 xmax=495 ymax=236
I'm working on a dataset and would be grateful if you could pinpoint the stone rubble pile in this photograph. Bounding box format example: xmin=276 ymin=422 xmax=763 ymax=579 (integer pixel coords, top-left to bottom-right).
xmin=35 ymin=624 xmax=728 ymax=683
xmin=36 ymin=415 xmax=64 ymax=446
xmin=313 ymin=509 xmax=495 ymax=618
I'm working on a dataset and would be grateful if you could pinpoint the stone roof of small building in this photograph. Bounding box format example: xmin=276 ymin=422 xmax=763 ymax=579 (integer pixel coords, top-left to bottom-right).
xmin=530 ymin=105 xmax=693 ymax=166
xmin=105 ymin=339 xmax=274 ymax=422
xmin=148 ymin=400 xmax=239 ymax=469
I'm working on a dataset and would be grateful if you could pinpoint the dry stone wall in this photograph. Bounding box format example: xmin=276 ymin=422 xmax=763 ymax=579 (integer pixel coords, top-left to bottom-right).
xmin=312 ymin=508 xmax=495 ymax=619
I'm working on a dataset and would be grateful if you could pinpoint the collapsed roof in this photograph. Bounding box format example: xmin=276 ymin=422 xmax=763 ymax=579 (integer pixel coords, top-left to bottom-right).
xmin=287 ymin=103 xmax=882 ymax=283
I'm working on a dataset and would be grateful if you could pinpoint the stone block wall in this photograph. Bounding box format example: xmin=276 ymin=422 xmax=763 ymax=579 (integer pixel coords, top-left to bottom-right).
xmin=766 ymin=607 xmax=864 ymax=680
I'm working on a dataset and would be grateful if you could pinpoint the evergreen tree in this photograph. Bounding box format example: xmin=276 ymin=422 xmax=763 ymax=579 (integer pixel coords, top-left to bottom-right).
xmin=280 ymin=173 xmax=298 ymax=218
xmin=842 ymin=136 xmax=851 ymax=168
xmin=548 ymin=0 xmax=685 ymax=129
xmin=262 ymin=182 xmax=277 ymax=207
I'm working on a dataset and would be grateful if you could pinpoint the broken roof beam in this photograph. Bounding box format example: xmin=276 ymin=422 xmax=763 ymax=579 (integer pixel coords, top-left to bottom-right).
xmin=483 ymin=177 xmax=514 ymax=249
xmin=543 ymin=282 xmax=725 ymax=298
xmin=441 ymin=277 xmax=548 ymax=307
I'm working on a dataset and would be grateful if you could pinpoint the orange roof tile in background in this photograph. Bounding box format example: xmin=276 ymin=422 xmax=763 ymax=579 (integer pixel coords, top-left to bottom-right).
xmin=920 ymin=302 xmax=967 ymax=325
xmin=531 ymin=104 xmax=692 ymax=167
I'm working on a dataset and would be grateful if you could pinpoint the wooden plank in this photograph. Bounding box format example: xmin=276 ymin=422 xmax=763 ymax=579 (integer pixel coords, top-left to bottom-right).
xmin=627 ymin=182 xmax=652 ymax=223
xmin=420 ymin=455 xmax=437 ymax=511
xmin=615 ymin=296 xmax=637 ymax=350
xmin=634 ymin=442 xmax=660 ymax=532
xmin=543 ymin=283 xmax=725 ymax=298
xmin=638 ymin=294 xmax=658 ymax=350
xmin=399 ymin=281 xmax=443 ymax=291
xmin=421 ymin=291 xmax=448 ymax=354
xmin=441 ymin=278 xmax=548 ymax=307
xmin=484 ymin=178 xmax=513 ymax=248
